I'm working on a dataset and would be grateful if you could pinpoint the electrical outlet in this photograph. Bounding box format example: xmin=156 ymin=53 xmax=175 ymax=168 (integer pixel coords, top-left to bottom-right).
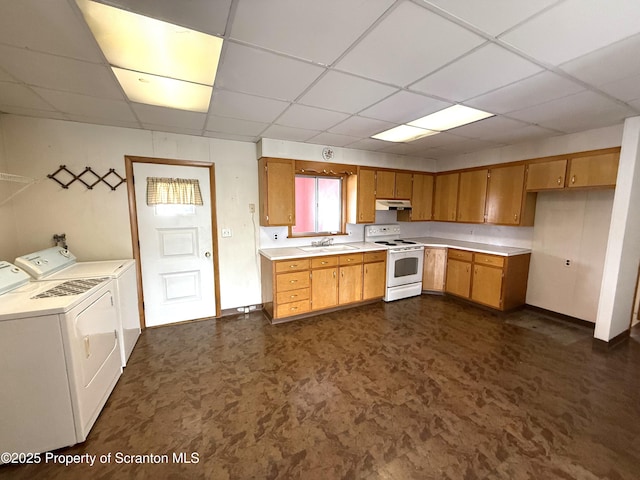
xmin=273 ymin=233 xmax=278 ymax=240
xmin=249 ymin=203 xmax=255 ymax=213
xmin=221 ymin=228 xmax=232 ymax=238
xmin=565 ymin=259 xmax=571 ymax=267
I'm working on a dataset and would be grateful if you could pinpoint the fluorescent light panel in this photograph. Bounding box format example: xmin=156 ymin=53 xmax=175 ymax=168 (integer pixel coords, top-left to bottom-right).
xmin=409 ymin=105 xmax=494 ymax=131
xmin=371 ymin=105 xmax=494 ymax=143
xmin=77 ymin=0 xmax=223 ymax=112
xmin=371 ymin=125 xmax=439 ymax=143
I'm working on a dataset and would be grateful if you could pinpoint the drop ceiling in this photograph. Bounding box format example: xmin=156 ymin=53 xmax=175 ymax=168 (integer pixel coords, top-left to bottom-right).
xmin=1 ymin=0 xmax=639 ymax=161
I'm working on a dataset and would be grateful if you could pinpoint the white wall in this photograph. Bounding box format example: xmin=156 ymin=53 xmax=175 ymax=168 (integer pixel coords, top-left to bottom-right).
xmin=0 ymin=117 xmax=19 ymax=260
xmin=596 ymin=116 xmax=640 ymax=340
xmin=526 ymin=190 xmax=614 ymax=322
xmin=0 ymin=115 xmax=260 ymax=311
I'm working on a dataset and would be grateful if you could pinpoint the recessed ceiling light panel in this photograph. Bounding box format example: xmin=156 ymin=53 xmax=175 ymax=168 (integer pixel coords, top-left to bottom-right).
xmin=372 ymin=124 xmax=439 ymax=143
xmin=408 ymin=105 xmax=494 ymax=131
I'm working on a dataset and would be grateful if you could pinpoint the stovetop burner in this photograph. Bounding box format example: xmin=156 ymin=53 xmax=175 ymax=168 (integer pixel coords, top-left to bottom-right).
xmin=374 ymin=239 xmax=417 ymax=246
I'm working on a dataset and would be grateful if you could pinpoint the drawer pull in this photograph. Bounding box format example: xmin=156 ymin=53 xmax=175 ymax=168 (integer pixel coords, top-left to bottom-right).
xmin=290 ymin=294 xmax=297 ymax=299
xmin=321 ymin=261 xmax=328 ymax=265
xmin=290 ymin=280 xmax=297 ymax=284
xmin=290 ymin=264 xmax=297 ymax=268
xmin=571 ymin=175 xmax=576 ymax=184
xmin=290 ymin=306 xmax=298 ymax=311
xmin=557 ymin=176 xmax=562 ymax=185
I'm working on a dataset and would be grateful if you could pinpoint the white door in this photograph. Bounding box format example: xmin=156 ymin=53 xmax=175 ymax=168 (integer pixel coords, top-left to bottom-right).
xmin=133 ymin=162 xmax=216 ymax=327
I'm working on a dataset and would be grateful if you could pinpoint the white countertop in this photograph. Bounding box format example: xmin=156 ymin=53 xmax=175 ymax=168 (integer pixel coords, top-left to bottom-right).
xmin=408 ymin=237 xmax=531 ymax=256
xmin=259 ymin=242 xmax=386 ymax=261
xmin=259 ymin=238 xmax=530 ymax=261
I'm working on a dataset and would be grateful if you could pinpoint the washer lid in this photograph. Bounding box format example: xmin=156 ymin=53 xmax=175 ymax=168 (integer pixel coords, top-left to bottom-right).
xmin=0 ymin=261 xmax=31 ymax=295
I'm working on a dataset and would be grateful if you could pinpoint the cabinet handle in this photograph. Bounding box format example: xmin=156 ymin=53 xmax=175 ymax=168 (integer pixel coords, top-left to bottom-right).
xmin=333 ymin=271 xmax=336 ymax=278
xmin=290 ymin=280 xmax=297 ymax=284
xmin=557 ymin=176 xmax=562 ymax=185
xmin=467 ymin=266 xmax=470 ymax=272
xmin=321 ymin=261 xmax=328 ymax=265
xmin=290 ymin=264 xmax=297 ymax=268
xmin=290 ymin=306 xmax=298 ymax=311
xmin=290 ymin=294 xmax=297 ymax=299
xmin=341 ymin=271 xmax=344 ymax=278
xmin=514 ymin=213 xmax=518 ymax=222
xmin=571 ymin=175 xmax=576 ymax=184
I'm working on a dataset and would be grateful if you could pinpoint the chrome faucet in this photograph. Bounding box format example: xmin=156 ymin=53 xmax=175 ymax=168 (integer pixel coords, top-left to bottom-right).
xmin=312 ymin=237 xmax=334 ymax=247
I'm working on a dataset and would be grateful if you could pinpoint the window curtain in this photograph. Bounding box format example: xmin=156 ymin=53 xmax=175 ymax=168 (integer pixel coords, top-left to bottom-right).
xmin=146 ymin=177 xmax=203 ymax=206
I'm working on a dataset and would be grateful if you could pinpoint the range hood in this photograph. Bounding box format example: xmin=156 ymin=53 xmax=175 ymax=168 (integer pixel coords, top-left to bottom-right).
xmin=375 ymin=199 xmax=412 ymax=210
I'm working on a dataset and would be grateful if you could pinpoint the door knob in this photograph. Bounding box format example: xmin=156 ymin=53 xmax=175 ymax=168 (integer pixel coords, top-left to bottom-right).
xmin=205 ymin=252 xmax=211 ymax=258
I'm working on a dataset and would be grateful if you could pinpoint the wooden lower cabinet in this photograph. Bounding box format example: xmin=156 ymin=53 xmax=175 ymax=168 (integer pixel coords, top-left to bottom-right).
xmin=444 ymin=249 xmax=530 ymax=311
xmin=261 ymin=249 xmax=386 ymax=322
xmin=363 ymin=251 xmax=387 ymax=300
xmin=423 ymin=247 xmax=447 ymax=292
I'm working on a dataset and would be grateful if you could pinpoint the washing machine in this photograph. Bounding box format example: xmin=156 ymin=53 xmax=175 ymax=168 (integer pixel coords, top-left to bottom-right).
xmin=0 ymin=260 xmax=122 ymax=457
xmin=15 ymin=247 xmax=140 ymax=367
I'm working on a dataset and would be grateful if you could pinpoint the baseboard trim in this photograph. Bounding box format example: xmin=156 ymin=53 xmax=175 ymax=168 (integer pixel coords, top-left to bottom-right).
xmin=592 ymin=329 xmax=630 ymax=352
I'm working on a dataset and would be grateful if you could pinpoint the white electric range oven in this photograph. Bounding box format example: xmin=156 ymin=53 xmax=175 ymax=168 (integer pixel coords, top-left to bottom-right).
xmin=364 ymin=224 xmax=425 ymax=302
xmin=0 ymin=260 xmax=122 ymax=458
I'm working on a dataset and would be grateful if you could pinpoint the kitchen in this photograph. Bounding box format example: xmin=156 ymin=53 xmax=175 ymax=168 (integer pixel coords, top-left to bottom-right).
xmin=2 ymin=0 xmax=640 ymax=478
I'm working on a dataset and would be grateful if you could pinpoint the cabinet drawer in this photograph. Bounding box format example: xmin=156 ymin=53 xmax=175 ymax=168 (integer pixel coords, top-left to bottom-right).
xmin=276 ymin=271 xmax=310 ymax=291
xmin=339 ymin=253 xmax=364 ymax=265
xmin=311 ymin=256 xmax=339 ymax=269
xmin=275 ymin=258 xmax=310 ymax=273
xmin=276 ymin=287 xmax=310 ymax=304
xmin=276 ymin=299 xmax=310 ymax=318
xmin=448 ymin=249 xmax=472 ymax=262
xmin=364 ymin=250 xmax=387 ymax=263
xmin=474 ymin=253 xmax=504 ymax=268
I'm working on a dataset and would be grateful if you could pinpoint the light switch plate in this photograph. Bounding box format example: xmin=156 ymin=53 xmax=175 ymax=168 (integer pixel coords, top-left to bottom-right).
xmin=222 ymin=228 xmax=232 ymax=238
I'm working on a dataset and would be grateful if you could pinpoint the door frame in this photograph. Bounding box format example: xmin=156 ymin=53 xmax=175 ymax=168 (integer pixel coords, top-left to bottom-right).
xmin=125 ymin=155 xmax=222 ymax=329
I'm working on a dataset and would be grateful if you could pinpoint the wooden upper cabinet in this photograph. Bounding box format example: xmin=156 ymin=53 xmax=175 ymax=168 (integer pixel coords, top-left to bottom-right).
xmin=485 ymin=164 xmax=534 ymax=226
xmin=398 ymin=173 xmax=433 ymax=222
xmin=375 ymin=171 xmax=396 ymax=198
xmin=457 ymin=169 xmax=488 ymax=223
xmin=258 ymin=157 xmax=295 ymax=226
xmin=433 ymin=173 xmax=459 ymax=222
xmin=395 ymin=172 xmax=413 ymax=199
xmin=567 ymin=150 xmax=619 ymax=188
xmin=526 ymin=159 xmax=567 ymax=191
xmin=347 ymin=167 xmax=376 ymax=224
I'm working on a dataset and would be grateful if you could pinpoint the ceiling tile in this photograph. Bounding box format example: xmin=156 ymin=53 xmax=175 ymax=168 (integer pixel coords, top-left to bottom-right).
xmin=132 ymin=104 xmax=207 ymax=129
xmin=276 ymin=104 xmax=349 ymax=131
xmin=98 ymin=0 xmax=232 ymax=36
xmin=485 ymin=124 xmax=561 ymax=145
xmin=0 ymin=68 xmax=15 ymax=82
xmin=205 ymin=115 xmax=268 ymax=136
xmin=33 ymin=88 xmax=137 ymax=122
xmin=423 ymin=0 xmax=559 ymax=36
xmin=203 ymin=131 xmax=258 ymax=143
xmin=360 ymin=91 xmax=451 ymax=124
xmin=432 ymin=137 xmax=501 ymax=154
xmin=328 ymin=116 xmax=395 ymax=137
xmin=230 ymin=0 xmax=394 ymax=65
xmin=299 ymin=71 xmax=397 ymax=114
xmin=0 ymin=82 xmax=56 ymax=110
xmin=0 ymin=0 xmax=103 ymax=62
xmin=306 ymin=132 xmax=361 ymax=147
xmin=560 ymin=33 xmax=640 ymax=87
xmin=217 ymin=43 xmax=325 ymax=101
xmin=500 ymin=0 xmax=640 ymax=65
xmin=599 ymin=75 xmax=640 ymax=103
xmin=336 ymin=2 xmax=483 ymax=86
xmin=63 ymin=115 xmax=141 ymax=129
xmin=466 ymin=71 xmax=584 ymax=114
xmin=0 ymin=105 xmax=70 ymax=120
xmin=447 ymin=116 xmax=528 ymax=139
xmin=141 ymin=124 xmax=205 ymax=136
xmin=261 ymin=125 xmax=320 ymax=142
xmin=410 ymin=43 xmax=543 ymax=102
xmin=0 ymin=45 xmax=123 ymax=99
xmin=507 ymin=91 xmax=634 ymax=133
xmin=209 ymin=90 xmax=289 ymax=123
xmin=402 ymin=131 xmax=470 ymax=149
xmin=345 ymin=138 xmax=391 ymax=151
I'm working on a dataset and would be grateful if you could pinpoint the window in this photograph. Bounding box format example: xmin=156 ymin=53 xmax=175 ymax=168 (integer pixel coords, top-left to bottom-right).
xmin=292 ymin=175 xmax=342 ymax=235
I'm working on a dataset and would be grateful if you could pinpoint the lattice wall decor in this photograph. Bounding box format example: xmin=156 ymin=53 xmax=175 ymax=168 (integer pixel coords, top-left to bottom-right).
xmin=47 ymin=165 xmax=126 ymax=191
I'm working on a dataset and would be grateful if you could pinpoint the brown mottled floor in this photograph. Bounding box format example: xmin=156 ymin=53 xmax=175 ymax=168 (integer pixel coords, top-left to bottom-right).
xmin=3 ymin=295 xmax=640 ymax=479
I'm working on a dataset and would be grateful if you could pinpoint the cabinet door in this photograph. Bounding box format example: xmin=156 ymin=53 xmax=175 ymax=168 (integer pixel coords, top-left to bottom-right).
xmin=339 ymin=264 xmax=363 ymax=305
xmin=457 ymin=169 xmax=488 ymax=223
xmin=311 ymin=268 xmax=338 ymax=310
xmin=567 ymin=152 xmax=619 ymax=188
xmin=260 ymin=158 xmax=295 ymax=226
xmin=357 ymin=168 xmax=376 ymax=223
xmin=376 ymin=171 xmax=396 ymax=198
xmin=433 ymin=173 xmax=459 ymax=222
xmin=445 ymin=259 xmax=471 ymax=298
xmin=363 ymin=261 xmax=386 ymax=300
xmin=526 ymin=160 xmax=567 ymax=191
xmin=410 ymin=173 xmax=433 ymax=221
xmin=423 ymin=248 xmax=446 ymax=291
xmin=486 ymin=165 xmax=526 ymax=225
xmin=471 ymin=264 xmax=503 ymax=309
xmin=395 ymin=173 xmax=413 ymax=199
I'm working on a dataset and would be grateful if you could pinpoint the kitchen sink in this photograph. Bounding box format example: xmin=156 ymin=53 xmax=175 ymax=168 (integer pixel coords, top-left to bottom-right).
xmin=298 ymin=244 xmax=359 ymax=253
